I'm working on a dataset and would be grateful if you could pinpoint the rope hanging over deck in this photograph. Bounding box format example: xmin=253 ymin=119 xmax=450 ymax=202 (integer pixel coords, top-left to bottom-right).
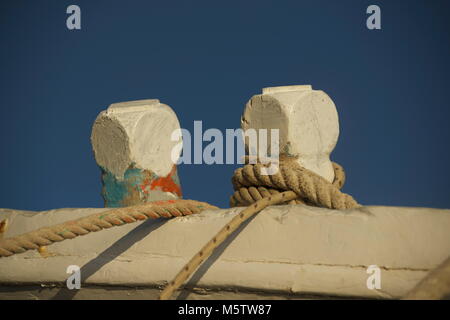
xmin=159 ymin=158 xmax=360 ymax=299
xmin=0 ymin=200 xmax=217 ymax=257
xmin=0 ymin=158 xmax=360 ymax=300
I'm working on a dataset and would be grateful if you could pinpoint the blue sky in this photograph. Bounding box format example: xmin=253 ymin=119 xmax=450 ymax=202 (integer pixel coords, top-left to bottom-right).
xmin=0 ymin=0 xmax=449 ymax=210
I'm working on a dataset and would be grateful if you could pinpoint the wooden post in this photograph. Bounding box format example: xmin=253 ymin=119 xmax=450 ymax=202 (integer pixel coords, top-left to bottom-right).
xmin=91 ymin=99 xmax=182 ymax=207
xmin=241 ymin=85 xmax=339 ymax=182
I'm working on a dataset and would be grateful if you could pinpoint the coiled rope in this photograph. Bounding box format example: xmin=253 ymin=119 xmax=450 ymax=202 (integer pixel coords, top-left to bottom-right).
xmin=230 ymin=156 xmax=357 ymax=209
xmin=0 ymin=157 xmax=360 ymax=300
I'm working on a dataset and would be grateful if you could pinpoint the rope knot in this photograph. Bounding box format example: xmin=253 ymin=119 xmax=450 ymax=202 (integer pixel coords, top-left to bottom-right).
xmin=230 ymin=157 xmax=359 ymax=210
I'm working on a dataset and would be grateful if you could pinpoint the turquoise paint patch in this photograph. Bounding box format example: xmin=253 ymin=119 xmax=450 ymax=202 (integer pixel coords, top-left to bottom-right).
xmin=100 ymin=164 xmax=182 ymax=208
xmin=100 ymin=165 xmax=144 ymax=208
xmin=101 ymin=169 xmax=130 ymax=208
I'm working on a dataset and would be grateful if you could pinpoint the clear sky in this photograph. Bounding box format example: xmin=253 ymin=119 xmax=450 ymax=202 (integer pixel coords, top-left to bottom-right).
xmin=0 ymin=0 xmax=449 ymax=210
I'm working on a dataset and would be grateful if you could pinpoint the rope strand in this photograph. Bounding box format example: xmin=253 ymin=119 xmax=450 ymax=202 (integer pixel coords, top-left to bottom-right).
xmin=0 ymin=200 xmax=217 ymax=257
xmin=159 ymin=191 xmax=298 ymax=300
xmin=159 ymin=160 xmax=360 ymax=299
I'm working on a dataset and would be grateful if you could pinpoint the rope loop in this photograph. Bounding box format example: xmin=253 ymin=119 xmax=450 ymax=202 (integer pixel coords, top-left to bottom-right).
xmin=230 ymin=157 xmax=359 ymax=210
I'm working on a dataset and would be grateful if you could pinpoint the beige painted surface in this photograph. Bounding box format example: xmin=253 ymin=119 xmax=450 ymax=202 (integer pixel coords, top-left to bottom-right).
xmin=0 ymin=204 xmax=449 ymax=299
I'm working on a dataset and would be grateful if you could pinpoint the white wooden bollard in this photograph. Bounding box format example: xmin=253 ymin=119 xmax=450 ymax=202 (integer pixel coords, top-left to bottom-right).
xmin=91 ymin=99 xmax=182 ymax=207
xmin=241 ymin=85 xmax=339 ymax=182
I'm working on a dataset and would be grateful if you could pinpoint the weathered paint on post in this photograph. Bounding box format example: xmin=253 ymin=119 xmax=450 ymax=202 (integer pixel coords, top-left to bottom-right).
xmin=100 ymin=164 xmax=182 ymax=207
xmin=91 ymin=99 xmax=183 ymax=207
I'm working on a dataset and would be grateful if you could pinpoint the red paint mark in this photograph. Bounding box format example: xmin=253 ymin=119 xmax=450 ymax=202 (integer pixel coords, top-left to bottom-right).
xmin=152 ymin=199 xmax=177 ymax=206
xmin=149 ymin=166 xmax=182 ymax=197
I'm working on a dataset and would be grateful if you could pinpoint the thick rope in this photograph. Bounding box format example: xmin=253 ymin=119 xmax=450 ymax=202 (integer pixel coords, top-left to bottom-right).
xmin=0 ymin=200 xmax=217 ymax=258
xmin=230 ymin=159 xmax=357 ymax=209
xmin=159 ymin=159 xmax=361 ymax=299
